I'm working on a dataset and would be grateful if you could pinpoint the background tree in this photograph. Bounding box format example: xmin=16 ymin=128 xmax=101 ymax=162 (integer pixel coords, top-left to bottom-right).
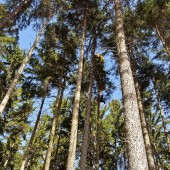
xmin=0 ymin=0 xmax=170 ymax=169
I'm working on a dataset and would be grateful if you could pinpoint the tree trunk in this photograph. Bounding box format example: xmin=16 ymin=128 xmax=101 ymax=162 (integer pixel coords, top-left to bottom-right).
xmin=153 ymin=82 xmax=170 ymax=152
xmin=80 ymin=35 xmax=96 ymax=170
xmin=96 ymin=91 xmax=100 ymax=170
xmin=91 ymin=102 xmax=97 ymax=170
xmin=20 ymin=81 xmax=49 ymax=170
xmin=124 ymin=150 xmax=128 ymax=170
xmin=114 ymin=0 xmax=148 ymax=169
xmin=0 ymin=0 xmax=32 ymax=29
xmin=43 ymin=82 xmax=65 ymax=170
xmin=153 ymin=144 xmax=162 ymax=170
xmin=155 ymin=24 xmax=170 ymax=57
xmin=54 ymin=130 xmax=61 ymax=162
xmin=0 ymin=18 xmax=50 ymax=114
xmin=128 ymin=47 xmax=156 ymax=170
xmin=3 ymin=143 xmax=15 ymax=170
xmin=159 ymin=105 xmax=170 ymax=152
xmin=50 ymin=129 xmax=61 ymax=170
xmin=66 ymin=11 xmax=87 ymax=170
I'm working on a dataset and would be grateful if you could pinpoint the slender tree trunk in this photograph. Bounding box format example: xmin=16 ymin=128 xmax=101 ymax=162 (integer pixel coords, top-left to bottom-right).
xmin=20 ymin=81 xmax=49 ymax=170
xmin=66 ymin=11 xmax=87 ymax=170
xmin=124 ymin=150 xmax=128 ymax=170
xmin=0 ymin=0 xmax=32 ymax=29
xmin=155 ymin=24 xmax=170 ymax=57
xmin=0 ymin=18 xmax=51 ymax=114
xmin=92 ymin=130 xmax=96 ymax=170
xmin=54 ymin=130 xmax=61 ymax=162
xmin=91 ymin=105 xmax=97 ymax=170
xmin=3 ymin=143 xmax=15 ymax=170
xmin=20 ymin=97 xmax=46 ymax=170
xmin=80 ymin=35 xmax=96 ymax=170
xmin=153 ymin=144 xmax=162 ymax=170
xmin=159 ymin=105 xmax=170 ymax=152
xmin=50 ymin=130 xmax=61 ymax=170
xmin=153 ymin=82 xmax=170 ymax=152
xmin=128 ymin=47 xmax=156 ymax=170
xmin=114 ymin=0 xmax=148 ymax=169
xmin=43 ymin=83 xmax=65 ymax=170
xmin=96 ymin=91 xmax=100 ymax=170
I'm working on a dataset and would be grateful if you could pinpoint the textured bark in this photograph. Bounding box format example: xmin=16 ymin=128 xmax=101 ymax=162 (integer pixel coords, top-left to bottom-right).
xmin=20 ymin=82 xmax=48 ymax=170
xmin=43 ymin=84 xmax=65 ymax=170
xmin=114 ymin=0 xmax=148 ymax=169
xmin=0 ymin=0 xmax=32 ymax=29
xmin=155 ymin=24 xmax=170 ymax=57
xmin=0 ymin=18 xmax=50 ymax=114
xmin=129 ymin=48 xmax=156 ymax=170
xmin=66 ymin=12 xmax=87 ymax=170
xmin=80 ymin=35 xmax=96 ymax=170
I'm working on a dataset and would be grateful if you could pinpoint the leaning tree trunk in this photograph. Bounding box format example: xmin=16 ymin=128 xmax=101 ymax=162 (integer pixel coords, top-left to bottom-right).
xmin=155 ymin=24 xmax=170 ymax=57
xmin=0 ymin=0 xmax=32 ymax=30
xmin=114 ymin=0 xmax=148 ymax=169
xmin=20 ymin=80 xmax=49 ymax=170
xmin=153 ymin=144 xmax=162 ymax=170
xmin=53 ymin=130 xmax=61 ymax=164
xmin=128 ymin=46 xmax=156 ymax=170
xmin=43 ymin=82 xmax=65 ymax=170
xmin=3 ymin=143 xmax=15 ymax=170
xmin=66 ymin=11 xmax=87 ymax=170
xmin=80 ymin=35 xmax=96 ymax=170
xmin=0 ymin=17 xmax=51 ymax=114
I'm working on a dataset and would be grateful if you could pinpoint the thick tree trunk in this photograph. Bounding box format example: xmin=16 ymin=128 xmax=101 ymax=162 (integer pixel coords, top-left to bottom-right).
xmin=66 ymin=11 xmax=87 ymax=170
xmin=129 ymin=47 xmax=156 ymax=170
xmin=20 ymin=81 xmax=49 ymax=170
xmin=0 ymin=0 xmax=32 ymax=30
xmin=114 ymin=0 xmax=148 ymax=169
xmin=155 ymin=24 xmax=170 ymax=57
xmin=133 ymin=73 xmax=156 ymax=170
xmin=43 ymin=83 xmax=65 ymax=170
xmin=0 ymin=18 xmax=50 ymax=114
xmin=79 ymin=35 xmax=96 ymax=170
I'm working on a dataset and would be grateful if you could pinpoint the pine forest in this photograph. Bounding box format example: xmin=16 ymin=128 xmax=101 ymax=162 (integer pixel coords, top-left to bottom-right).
xmin=0 ymin=0 xmax=170 ymax=170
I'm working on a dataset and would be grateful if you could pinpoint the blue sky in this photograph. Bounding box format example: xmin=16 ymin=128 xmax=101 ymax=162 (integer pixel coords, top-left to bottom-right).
xmin=19 ymin=25 xmax=36 ymax=50
xmin=0 ymin=0 xmax=36 ymax=49
xmin=0 ymin=0 xmax=122 ymax=122
xmin=0 ymin=0 xmax=122 ymax=98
